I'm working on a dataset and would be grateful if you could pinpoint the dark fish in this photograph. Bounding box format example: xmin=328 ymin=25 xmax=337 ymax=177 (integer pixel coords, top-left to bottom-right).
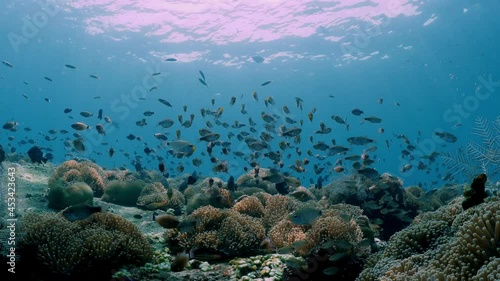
xmin=158 ymin=98 xmax=173 ymax=107
xmin=98 ymin=109 xmax=103 ymax=120
xmin=44 ymin=77 xmax=53 ymax=82
xmin=109 ymin=147 xmax=114 ymax=158
xmin=275 ymin=181 xmax=289 ymax=195
xmin=62 ymin=204 xmax=102 ymax=222
xmin=227 ymin=175 xmax=237 ymax=191
xmin=198 ymin=78 xmax=208 ymax=87
xmin=2 ymin=61 xmax=14 ymax=68
xmin=165 ymin=58 xmax=177 ymax=62
xmin=351 ymin=108 xmax=363 ymax=116
xmin=316 ymin=176 xmax=323 ymax=189
xmin=434 ymin=131 xmax=457 ymax=143
xmin=154 ymin=214 xmax=180 ymax=228
xmin=126 ymin=134 xmax=136 ymax=140
xmin=252 ymin=56 xmax=265 ymax=63
xmin=357 ymin=167 xmax=380 ymax=180
xmin=27 ymin=146 xmax=48 ymax=163
xmin=89 ymin=74 xmax=100 ymax=79
xmin=159 ymin=162 xmax=166 ymax=173
xmin=289 ymin=207 xmax=322 ymax=225
xmin=187 ymin=172 xmax=198 ymax=184
xmin=199 ymin=70 xmax=206 ymax=81
xmin=44 ymin=97 xmax=51 ymax=102
xmin=64 ymin=64 xmax=76 ymax=69
xmin=261 ymin=80 xmax=272 ymax=86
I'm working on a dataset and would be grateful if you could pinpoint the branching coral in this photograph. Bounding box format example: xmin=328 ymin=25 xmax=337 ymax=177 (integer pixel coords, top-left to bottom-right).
xmin=232 ymin=196 xmax=265 ymax=218
xmin=19 ymin=211 xmax=153 ymax=280
xmin=268 ymin=219 xmax=306 ymax=249
xmin=262 ymin=194 xmax=300 ymax=230
xmin=164 ymin=206 xmax=265 ymax=257
xmin=48 ymin=160 xmax=108 ymax=197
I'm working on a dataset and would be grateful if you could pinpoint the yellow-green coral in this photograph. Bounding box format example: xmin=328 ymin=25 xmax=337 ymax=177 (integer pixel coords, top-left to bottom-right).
xmin=101 ymin=180 xmax=145 ymax=206
xmin=19 ymin=211 xmax=153 ymax=279
xmin=46 ymin=181 xmax=94 ymax=210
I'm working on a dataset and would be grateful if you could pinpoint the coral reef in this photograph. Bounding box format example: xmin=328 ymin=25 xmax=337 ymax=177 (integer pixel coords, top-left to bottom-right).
xmin=262 ymin=194 xmax=300 ymax=229
xmin=356 ymin=196 xmax=500 ymax=281
xmin=164 ymin=206 xmax=265 ymax=258
xmin=48 ymin=160 xmax=108 ymax=197
xmin=136 ymin=182 xmax=185 ymax=214
xmin=46 ymin=180 xmax=93 ymax=210
xmin=321 ymin=173 xmax=418 ymax=240
xmin=18 ymin=211 xmax=153 ymax=280
xmin=232 ymin=196 xmax=265 ymax=218
xmin=186 ymin=186 xmax=232 ymax=214
xmin=101 ymin=179 xmax=146 ymax=206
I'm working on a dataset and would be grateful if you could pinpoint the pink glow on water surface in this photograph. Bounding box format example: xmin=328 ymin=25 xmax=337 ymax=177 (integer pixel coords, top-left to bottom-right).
xmin=66 ymin=0 xmax=420 ymax=44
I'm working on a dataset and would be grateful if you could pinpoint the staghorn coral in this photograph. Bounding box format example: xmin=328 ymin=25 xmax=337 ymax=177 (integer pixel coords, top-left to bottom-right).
xmin=232 ymin=196 xmax=265 ymax=218
xmin=18 ymin=211 xmax=153 ymax=280
xmin=48 ymin=160 xmax=108 ymax=197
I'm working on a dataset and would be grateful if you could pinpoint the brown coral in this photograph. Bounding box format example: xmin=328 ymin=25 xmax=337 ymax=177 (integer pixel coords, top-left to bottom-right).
xmin=19 ymin=211 xmax=153 ymax=279
xmin=268 ymin=219 xmax=306 ymax=249
xmin=165 ymin=206 xmax=266 ymax=257
xmin=262 ymin=194 xmax=300 ymax=230
xmin=49 ymin=160 xmax=108 ymax=197
xmin=232 ymin=196 xmax=265 ymax=218
xmin=136 ymin=182 xmax=185 ymax=214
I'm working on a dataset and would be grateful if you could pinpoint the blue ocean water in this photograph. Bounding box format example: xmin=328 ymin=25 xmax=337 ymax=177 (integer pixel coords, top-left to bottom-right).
xmin=0 ymin=0 xmax=498 ymax=189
